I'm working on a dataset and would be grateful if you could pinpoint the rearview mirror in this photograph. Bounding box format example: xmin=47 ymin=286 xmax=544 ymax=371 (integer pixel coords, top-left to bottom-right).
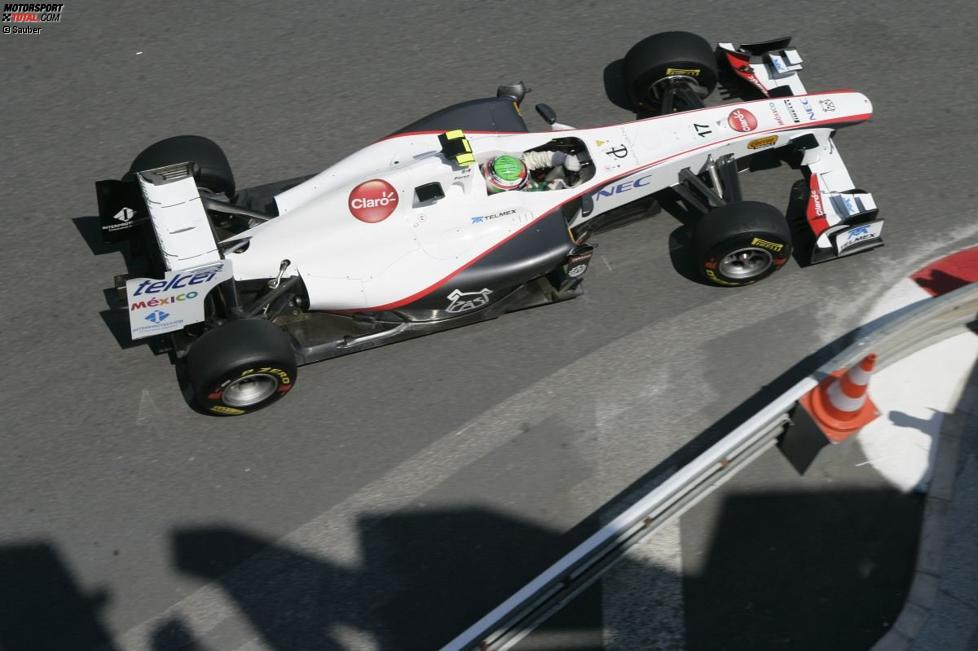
xmin=535 ymin=103 xmax=558 ymax=125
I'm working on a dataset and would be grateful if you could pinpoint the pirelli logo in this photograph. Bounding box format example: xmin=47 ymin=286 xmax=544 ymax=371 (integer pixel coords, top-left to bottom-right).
xmin=666 ymin=67 xmax=701 ymax=77
xmin=751 ymin=237 xmax=784 ymax=252
xmin=2 ymin=3 xmax=63 ymax=22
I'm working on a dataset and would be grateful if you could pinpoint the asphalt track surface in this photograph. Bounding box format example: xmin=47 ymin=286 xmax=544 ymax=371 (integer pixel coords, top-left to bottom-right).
xmin=2 ymin=2 xmax=978 ymax=650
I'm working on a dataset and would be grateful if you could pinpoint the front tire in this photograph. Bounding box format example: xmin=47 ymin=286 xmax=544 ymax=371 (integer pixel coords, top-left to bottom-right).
xmin=186 ymin=319 xmax=297 ymax=416
xmin=623 ymin=31 xmax=718 ymax=111
xmin=692 ymin=201 xmax=792 ymax=287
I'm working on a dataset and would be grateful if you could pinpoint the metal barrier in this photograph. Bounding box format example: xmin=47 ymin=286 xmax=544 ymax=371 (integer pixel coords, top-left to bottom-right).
xmin=443 ymin=281 xmax=978 ymax=651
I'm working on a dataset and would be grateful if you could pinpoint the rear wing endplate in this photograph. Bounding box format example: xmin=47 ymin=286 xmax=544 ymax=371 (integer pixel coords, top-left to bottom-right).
xmin=125 ymin=260 xmax=233 ymax=340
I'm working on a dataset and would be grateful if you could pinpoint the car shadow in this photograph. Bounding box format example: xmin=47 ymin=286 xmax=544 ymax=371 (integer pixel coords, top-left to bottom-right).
xmin=784 ymin=177 xmax=814 ymax=268
xmin=657 ymin=189 xmax=716 ymax=287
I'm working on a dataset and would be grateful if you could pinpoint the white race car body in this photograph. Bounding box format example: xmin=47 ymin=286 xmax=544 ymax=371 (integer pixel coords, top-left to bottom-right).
xmin=101 ymin=36 xmax=883 ymax=358
xmin=225 ymin=88 xmax=872 ymax=313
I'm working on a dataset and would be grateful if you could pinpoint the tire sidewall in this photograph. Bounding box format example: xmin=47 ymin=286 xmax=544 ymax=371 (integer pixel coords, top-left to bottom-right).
xmin=624 ymin=32 xmax=719 ymax=109
xmin=701 ymin=232 xmax=791 ymax=286
xmin=195 ymin=362 xmax=297 ymax=416
xmin=186 ymin=318 xmax=297 ymax=417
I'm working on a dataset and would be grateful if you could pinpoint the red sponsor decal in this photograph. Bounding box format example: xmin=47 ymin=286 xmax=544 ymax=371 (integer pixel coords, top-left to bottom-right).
xmin=727 ymin=108 xmax=758 ymax=133
xmin=806 ymin=174 xmax=829 ymax=236
xmin=724 ymin=51 xmax=768 ymax=97
xmin=349 ymin=179 xmax=398 ymax=223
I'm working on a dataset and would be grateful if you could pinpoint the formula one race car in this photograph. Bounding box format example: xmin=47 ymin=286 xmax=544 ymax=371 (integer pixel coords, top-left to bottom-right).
xmin=95 ymin=31 xmax=882 ymax=416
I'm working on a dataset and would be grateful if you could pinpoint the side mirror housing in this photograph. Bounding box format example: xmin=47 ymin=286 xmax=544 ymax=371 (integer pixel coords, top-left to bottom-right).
xmin=535 ymin=103 xmax=558 ymax=125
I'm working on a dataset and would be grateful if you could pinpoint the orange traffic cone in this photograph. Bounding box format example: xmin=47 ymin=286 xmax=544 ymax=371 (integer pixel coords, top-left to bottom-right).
xmin=799 ymin=353 xmax=880 ymax=443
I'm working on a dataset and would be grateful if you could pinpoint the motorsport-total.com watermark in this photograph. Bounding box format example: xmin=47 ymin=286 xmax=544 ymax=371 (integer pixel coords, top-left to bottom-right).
xmin=2 ymin=3 xmax=63 ymax=35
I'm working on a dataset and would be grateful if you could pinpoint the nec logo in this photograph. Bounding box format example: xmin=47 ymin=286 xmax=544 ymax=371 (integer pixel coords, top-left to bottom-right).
xmin=596 ymin=173 xmax=653 ymax=200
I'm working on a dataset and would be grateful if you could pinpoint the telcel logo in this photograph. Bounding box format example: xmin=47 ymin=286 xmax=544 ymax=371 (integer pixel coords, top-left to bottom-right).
xmin=131 ymin=268 xmax=221 ymax=296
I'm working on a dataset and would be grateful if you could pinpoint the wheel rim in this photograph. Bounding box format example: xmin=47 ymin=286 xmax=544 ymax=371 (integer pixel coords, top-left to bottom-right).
xmin=718 ymin=247 xmax=774 ymax=280
xmin=222 ymin=373 xmax=279 ymax=407
xmin=649 ymin=75 xmax=708 ymax=100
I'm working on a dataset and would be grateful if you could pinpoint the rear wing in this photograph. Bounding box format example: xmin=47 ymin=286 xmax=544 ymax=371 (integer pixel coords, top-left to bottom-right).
xmin=137 ymin=163 xmax=222 ymax=271
xmin=97 ymin=163 xmax=232 ymax=339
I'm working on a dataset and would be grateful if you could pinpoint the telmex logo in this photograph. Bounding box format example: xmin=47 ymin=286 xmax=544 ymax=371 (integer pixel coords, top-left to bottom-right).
xmin=349 ymin=179 xmax=398 ymax=223
xmin=130 ymin=267 xmax=222 ymax=296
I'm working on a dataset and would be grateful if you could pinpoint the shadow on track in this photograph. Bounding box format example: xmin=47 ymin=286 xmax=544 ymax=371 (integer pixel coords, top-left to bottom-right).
xmin=682 ymin=486 xmax=922 ymax=651
xmin=0 ymin=541 xmax=118 ymax=651
xmin=147 ymin=481 xmax=920 ymax=651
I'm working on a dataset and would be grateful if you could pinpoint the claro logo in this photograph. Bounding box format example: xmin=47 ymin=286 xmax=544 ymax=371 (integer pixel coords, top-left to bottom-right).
xmin=810 ymin=190 xmax=825 ymax=216
xmin=349 ymin=179 xmax=399 ymax=223
xmin=727 ymin=108 xmax=758 ymax=133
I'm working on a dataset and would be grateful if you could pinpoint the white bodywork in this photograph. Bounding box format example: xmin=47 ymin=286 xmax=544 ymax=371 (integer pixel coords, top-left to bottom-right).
xmin=223 ymin=90 xmax=873 ymax=312
xmin=138 ymin=170 xmax=221 ymax=271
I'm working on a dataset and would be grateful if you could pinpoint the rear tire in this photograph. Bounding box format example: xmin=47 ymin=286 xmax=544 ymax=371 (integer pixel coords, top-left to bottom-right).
xmin=187 ymin=319 xmax=297 ymax=416
xmin=127 ymin=135 xmax=235 ymax=196
xmin=692 ymin=201 xmax=792 ymax=287
xmin=623 ymin=31 xmax=718 ymax=111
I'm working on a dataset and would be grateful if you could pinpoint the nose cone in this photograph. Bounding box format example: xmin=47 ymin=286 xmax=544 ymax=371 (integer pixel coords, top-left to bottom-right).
xmin=855 ymin=92 xmax=873 ymax=118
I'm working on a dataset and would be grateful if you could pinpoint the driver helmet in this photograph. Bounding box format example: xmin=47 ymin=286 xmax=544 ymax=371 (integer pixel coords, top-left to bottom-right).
xmin=483 ymin=155 xmax=528 ymax=193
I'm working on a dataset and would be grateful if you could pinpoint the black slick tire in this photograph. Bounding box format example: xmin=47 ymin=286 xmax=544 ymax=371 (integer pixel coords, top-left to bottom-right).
xmin=693 ymin=201 xmax=792 ymax=287
xmin=186 ymin=319 xmax=297 ymax=416
xmin=623 ymin=31 xmax=718 ymax=111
